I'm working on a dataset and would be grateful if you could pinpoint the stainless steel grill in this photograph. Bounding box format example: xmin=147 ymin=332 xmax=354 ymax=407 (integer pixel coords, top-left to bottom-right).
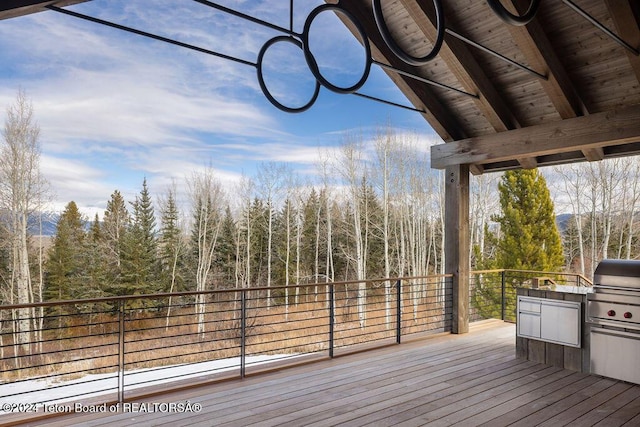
xmin=588 ymin=259 xmax=640 ymax=385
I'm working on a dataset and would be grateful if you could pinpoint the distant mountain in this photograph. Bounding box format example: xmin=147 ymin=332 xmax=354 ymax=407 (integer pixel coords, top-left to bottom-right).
xmin=556 ymin=213 xmax=573 ymax=234
xmin=29 ymin=212 xmax=577 ymax=238
xmin=29 ymin=212 xmax=60 ymax=237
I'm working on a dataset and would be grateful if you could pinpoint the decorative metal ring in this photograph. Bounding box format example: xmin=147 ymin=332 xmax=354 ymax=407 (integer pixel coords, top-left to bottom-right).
xmin=372 ymin=0 xmax=444 ymax=67
xmin=256 ymin=36 xmax=321 ymax=113
xmin=486 ymin=0 xmax=540 ymax=26
xmin=302 ymin=4 xmax=372 ymax=94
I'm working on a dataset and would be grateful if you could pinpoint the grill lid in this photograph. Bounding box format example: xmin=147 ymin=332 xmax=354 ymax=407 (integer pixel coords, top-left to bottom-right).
xmin=594 ymin=259 xmax=640 ymax=290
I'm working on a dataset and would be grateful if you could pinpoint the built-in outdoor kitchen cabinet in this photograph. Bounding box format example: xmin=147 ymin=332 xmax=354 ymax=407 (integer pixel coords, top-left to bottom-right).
xmin=516 ymin=288 xmax=590 ymax=373
xmin=517 ymin=296 xmax=581 ymax=347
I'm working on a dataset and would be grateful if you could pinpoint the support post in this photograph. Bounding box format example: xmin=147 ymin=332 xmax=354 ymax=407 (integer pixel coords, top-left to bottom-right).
xmin=501 ymin=270 xmax=507 ymax=320
xmin=445 ymin=164 xmax=470 ymax=334
xmin=118 ymin=299 xmax=125 ymax=404
xmin=396 ymin=279 xmax=402 ymax=344
xmin=240 ymin=290 xmax=246 ymax=378
xmin=329 ymin=283 xmax=334 ymax=358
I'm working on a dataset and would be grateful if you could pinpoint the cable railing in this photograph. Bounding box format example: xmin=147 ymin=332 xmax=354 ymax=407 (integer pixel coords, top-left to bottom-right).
xmin=470 ymin=269 xmax=592 ymax=323
xmin=0 ymin=269 xmax=591 ymax=418
xmin=0 ymin=275 xmax=452 ymax=414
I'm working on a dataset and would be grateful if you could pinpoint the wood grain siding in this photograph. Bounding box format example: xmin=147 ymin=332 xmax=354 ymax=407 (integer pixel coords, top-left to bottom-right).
xmin=605 ymin=0 xmax=640 ymax=83
xmin=542 ymin=1 xmax=640 ymax=113
xmin=407 ymin=0 xmax=521 ymax=133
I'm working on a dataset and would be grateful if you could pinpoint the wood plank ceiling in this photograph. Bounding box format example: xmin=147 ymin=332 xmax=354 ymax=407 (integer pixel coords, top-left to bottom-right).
xmin=340 ymin=0 xmax=640 ymax=174
xmin=0 ymin=1 xmax=86 ymax=21
xmin=3 ymin=1 xmax=639 ymax=175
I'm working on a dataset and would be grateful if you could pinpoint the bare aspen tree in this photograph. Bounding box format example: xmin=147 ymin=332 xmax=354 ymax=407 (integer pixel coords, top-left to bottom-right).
xmin=374 ymin=127 xmax=394 ymax=327
xmin=277 ymin=166 xmax=299 ymax=314
xmin=238 ymin=176 xmax=255 ymax=289
xmin=158 ymin=183 xmax=187 ymax=329
xmin=293 ymin=186 xmax=305 ymax=306
xmin=316 ymin=152 xmax=335 ymax=309
xmin=336 ymin=137 xmax=368 ymax=328
xmin=228 ymin=177 xmax=251 ymax=318
xmin=469 ymin=173 xmax=499 ymax=266
xmin=188 ymin=168 xmax=225 ymax=338
xmin=391 ymin=146 xmax=407 ymax=279
xmin=585 ymin=160 xmax=624 ymax=265
xmin=621 ymin=158 xmax=640 ymax=259
xmin=0 ymin=90 xmax=48 ymax=353
xmin=313 ymin=188 xmax=322 ymax=300
xmin=283 ymin=195 xmax=292 ymax=308
xmin=555 ymin=164 xmax=588 ymax=275
xmin=596 ymin=161 xmax=619 ymax=260
xmin=256 ymin=162 xmax=287 ymax=309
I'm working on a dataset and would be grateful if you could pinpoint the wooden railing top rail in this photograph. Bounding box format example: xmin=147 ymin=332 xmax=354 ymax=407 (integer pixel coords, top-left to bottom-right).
xmin=470 ymin=269 xmax=593 ymax=286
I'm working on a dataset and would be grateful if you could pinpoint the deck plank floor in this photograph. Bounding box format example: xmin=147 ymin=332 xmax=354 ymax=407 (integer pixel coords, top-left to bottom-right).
xmin=13 ymin=320 xmax=640 ymax=426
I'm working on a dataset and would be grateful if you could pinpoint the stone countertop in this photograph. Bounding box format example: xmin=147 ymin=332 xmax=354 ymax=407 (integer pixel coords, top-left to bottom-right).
xmin=518 ymin=285 xmax=593 ymax=295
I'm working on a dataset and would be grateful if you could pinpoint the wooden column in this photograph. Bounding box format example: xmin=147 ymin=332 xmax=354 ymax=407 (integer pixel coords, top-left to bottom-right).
xmin=445 ymin=164 xmax=470 ymax=334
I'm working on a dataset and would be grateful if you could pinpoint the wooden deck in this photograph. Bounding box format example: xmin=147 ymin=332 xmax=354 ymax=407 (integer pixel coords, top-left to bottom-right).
xmin=14 ymin=320 xmax=640 ymax=426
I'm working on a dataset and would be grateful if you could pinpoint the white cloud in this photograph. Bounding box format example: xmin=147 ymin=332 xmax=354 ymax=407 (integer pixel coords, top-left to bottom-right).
xmin=40 ymin=155 xmax=113 ymax=215
xmin=0 ymin=0 xmax=432 ymax=216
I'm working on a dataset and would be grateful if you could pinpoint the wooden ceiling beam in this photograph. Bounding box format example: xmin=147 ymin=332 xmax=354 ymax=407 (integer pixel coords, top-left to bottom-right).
xmin=398 ymin=0 xmax=520 ymax=132
xmin=582 ymin=147 xmax=605 ymax=162
xmin=431 ymin=104 xmax=640 ymax=169
xmin=0 ymin=0 xmax=87 ymax=20
xmin=604 ymin=0 xmax=640 ymax=83
xmin=336 ymin=0 xmax=468 ymax=141
xmin=517 ymin=157 xmax=538 ymax=169
xmin=505 ymin=0 xmax=590 ymax=119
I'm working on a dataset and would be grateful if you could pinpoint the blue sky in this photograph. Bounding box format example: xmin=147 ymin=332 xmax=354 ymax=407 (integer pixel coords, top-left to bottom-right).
xmin=0 ymin=0 xmax=438 ymax=218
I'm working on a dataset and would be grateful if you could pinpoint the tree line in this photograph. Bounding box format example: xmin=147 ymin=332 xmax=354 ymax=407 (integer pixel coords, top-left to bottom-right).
xmin=3 ymin=91 xmax=640 ymax=316
xmin=41 ymin=133 xmax=448 ymax=304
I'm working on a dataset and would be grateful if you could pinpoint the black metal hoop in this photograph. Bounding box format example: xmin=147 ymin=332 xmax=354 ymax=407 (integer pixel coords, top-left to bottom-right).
xmin=302 ymin=4 xmax=372 ymax=94
xmin=256 ymin=36 xmax=321 ymax=113
xmin=487 ymin=0 xmax=540 ymax=26
xmin=372 ymin=0 xmax=444 ymax=67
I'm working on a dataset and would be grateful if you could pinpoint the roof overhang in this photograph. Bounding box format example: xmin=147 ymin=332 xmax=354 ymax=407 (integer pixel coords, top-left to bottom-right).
xmin=340 ymin=1 xmax=640 ymax=174
xmin=0 ymin=1 xmax=88 ymax=20
xmin=2 ymin=1 xmax=639 ymax=176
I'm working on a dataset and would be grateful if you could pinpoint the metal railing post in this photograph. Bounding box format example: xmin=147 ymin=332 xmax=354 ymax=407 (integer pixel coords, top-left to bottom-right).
xmin=240 ymin=290 xmax=246 ymax=378
xmin=118 ymin=299 xmax=125 ymax=405
xmin=396 ymin=279 xmax=402 ymax=344
xmin=501 ymin=270 xmax=506 ymax=321
xmin=329 ymin=283 xmax=334 ymax=358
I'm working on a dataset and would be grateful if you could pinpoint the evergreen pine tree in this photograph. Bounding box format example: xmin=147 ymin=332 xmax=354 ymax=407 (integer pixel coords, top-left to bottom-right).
xmin=102 ymin=190 xmax=130 ymax=295
xmin=158 ymin=190 xmax=187 ymax=293
xmin=122 ymin=178 xmax=159 ymax=294
xmin=493 ymin=169 xmax=564 ymax=271
xmin=301 ymin=189 xmax=321 ymax=281
xmin=84 ymin=213 xmax=109 ymax=299
xmin=45 ymin=201 xmax=86 ymax=302
xmin=215 ymin=205 xmax=238 ymax=289
xmin=248 ymin=197 xmax=269 ymax=286
xmin=273 ymin=197 xmax=295 ymax=291
xmin=360 ymin=180 xmax=385 ymax=278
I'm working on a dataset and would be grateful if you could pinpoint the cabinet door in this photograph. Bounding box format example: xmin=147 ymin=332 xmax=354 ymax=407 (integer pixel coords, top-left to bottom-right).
xmin=591 ymin=328 xmax=640 ymax=385
xmin=540 ymin=302 xmax=580 ymax=347
xmin=518 ymin=312 xmax=541 ymax=338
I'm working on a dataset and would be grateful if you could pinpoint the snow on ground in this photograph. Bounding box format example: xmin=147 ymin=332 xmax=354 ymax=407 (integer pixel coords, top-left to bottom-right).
xmin=0 ymin=354 xmax=300 ymax=413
